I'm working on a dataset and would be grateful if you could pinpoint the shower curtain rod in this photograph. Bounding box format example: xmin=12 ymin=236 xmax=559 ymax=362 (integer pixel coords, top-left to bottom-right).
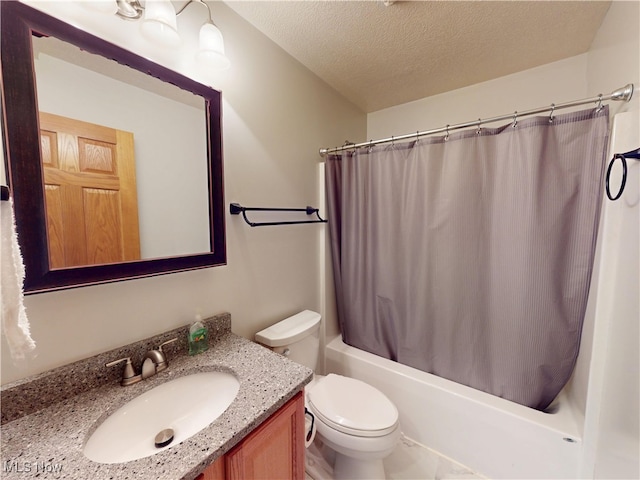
xmin=319 ymin=83 xmax=634 ymax=157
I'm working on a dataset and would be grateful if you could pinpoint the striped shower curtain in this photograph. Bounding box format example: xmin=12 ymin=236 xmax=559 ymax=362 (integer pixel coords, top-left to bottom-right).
xmin=325 ymin=106 xmax=610 ymax=410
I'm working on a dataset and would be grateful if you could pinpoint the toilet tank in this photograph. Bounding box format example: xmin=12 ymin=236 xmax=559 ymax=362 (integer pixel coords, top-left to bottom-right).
xmin=255 ymin=310 xmax=321 ymax=371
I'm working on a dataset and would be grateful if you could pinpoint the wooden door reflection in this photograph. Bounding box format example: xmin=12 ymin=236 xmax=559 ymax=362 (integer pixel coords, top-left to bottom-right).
xmin=40 ymin=112 xmax=141 ymax=268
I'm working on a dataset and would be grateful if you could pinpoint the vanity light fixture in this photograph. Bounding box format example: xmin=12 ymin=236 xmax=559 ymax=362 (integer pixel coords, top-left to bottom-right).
xmin=114 ymin=0 xmax=143 ymax=18
xmin=105 ymin=0 xmax=230 ymax=70
xmin=140 ymin=0 xmax=181 ymax=47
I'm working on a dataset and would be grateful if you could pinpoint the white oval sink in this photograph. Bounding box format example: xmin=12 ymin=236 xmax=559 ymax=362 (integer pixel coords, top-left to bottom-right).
xmin=84 ymin=371 xmax=240 ymax=464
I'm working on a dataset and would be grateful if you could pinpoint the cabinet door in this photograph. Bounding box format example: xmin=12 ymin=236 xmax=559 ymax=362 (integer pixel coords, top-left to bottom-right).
xmin=197 ymin=457 xmax=225 ymax=480
xmin=225 ymin=392 xmax=305 ymax=480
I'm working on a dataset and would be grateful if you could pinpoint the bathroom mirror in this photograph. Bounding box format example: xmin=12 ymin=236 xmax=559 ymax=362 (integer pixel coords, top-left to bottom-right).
xmin=1 ymin=1 xmax=226 ymax=293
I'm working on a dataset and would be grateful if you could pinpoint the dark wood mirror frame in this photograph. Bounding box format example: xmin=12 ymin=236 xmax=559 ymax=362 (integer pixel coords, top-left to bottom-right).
xmin=1 ymin=1 xmax=226 ymax=294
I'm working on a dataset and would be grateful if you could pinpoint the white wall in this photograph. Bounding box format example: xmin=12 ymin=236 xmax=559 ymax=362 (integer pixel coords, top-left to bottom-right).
xmin=367 ymin=53 xmax=589 ymax=140
xmin=581 ymin=2 xmax=639 ymax=478
xmin=583 ymin=110 xmax=639 ymax=479
xmin=1 ymin=1 xmax=365 ymax=384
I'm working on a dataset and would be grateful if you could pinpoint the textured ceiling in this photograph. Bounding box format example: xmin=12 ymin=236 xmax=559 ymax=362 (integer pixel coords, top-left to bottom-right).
xmin=224 ymin=1 xmax=612 ymax=113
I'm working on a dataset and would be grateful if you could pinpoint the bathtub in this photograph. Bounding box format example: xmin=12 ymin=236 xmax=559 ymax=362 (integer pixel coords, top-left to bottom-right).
xmin=324 ymin=335 xmax=584 ymax=479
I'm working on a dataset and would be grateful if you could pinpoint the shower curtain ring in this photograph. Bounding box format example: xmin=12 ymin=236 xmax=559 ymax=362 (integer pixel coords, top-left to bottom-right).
xmin=416 ymin=131 xmax=420 ymax=143
xmin=512 ymin=111 xmax=518 ymax=128
xmin=476 ymin=119 xmax=482 ymax=135
xmin=445 ymin=124 xmax=450 ymax=141
xmin=549 ymin=104 xmax=555 ymax=123
xmin=595 ymin=94 xmax=604 ymax=112
xmin=368 ymin=140 xmax=374 ymax=152
xmin=343 ymin=140 xmax=356 ymax=154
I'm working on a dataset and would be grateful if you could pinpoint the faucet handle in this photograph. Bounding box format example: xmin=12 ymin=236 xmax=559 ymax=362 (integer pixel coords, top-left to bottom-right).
xmin=158 ymin=337 xmax=178 ymax=353
xmin=106 ymin=357 xmax=141 ymax=386
xmin=154 ymin=337 xmax=178 ymax=373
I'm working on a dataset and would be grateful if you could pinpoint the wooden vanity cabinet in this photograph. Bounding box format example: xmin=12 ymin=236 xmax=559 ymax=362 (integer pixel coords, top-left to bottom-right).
xmin=197 ymin=391 xmax=305 ymax=480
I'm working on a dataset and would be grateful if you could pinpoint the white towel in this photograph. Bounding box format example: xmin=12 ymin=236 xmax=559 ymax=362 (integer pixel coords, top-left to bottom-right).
xmin=1 ymin=197 xmax=36 ymax=360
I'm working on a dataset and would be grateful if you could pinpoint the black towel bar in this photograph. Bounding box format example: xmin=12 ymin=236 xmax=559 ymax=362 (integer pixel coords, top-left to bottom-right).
xmin=230 ymin=203 xmax=328 ymax=227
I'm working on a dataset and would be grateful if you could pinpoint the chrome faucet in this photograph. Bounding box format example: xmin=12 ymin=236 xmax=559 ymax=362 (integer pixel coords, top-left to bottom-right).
xmin=107 ymin=337 xmax=178 ymax=386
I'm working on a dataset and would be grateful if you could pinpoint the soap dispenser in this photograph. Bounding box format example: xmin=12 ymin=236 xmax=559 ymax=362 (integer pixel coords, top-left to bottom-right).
xmin=188 ymin=315 xmax=209 ymax=355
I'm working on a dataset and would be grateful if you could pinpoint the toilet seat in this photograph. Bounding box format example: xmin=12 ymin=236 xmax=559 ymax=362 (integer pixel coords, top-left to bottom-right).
xmin=307 ymin=374 xmax=398 ymax=437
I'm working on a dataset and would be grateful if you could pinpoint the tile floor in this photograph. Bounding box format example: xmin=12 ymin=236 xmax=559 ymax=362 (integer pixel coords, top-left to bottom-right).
xmin=306 ymin=433 xmax=485 ymax=480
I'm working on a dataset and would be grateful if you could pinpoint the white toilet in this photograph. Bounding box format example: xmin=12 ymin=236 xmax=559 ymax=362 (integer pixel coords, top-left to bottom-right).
xmin=255 ymin=310 xmax=400 ymax=480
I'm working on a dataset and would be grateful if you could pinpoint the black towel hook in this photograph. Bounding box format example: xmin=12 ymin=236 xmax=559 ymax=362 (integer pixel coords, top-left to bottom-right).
xmin=606 ymin=147 xmax=640 ymax=201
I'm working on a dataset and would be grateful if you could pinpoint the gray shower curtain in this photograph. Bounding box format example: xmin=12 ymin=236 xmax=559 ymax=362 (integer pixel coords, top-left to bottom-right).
xmin=325 ymin=107 xmax=610 ymax=410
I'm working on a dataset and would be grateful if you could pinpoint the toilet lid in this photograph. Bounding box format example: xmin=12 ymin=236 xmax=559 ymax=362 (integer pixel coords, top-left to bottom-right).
xmin=307 ymin=374 xmax=398 ymax=437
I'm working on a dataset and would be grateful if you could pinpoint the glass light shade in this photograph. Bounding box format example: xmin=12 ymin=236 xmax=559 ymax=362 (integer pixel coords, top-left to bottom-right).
xmin=140 ymin=0 xmax=181 ymax=48
xmin=196 ymin=23 xmax=230 ymax=70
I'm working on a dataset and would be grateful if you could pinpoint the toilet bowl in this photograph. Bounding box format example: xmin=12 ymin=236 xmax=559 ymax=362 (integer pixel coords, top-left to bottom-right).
xmin=255 ymin=311 xmax=400 ymax=479
xmin=307 ymin=374 xmax=400 ymax=479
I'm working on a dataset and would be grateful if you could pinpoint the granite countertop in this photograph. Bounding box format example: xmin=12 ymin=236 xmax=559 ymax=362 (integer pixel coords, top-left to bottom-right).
xmin=0 ymin=314 xmax=313 ymax=480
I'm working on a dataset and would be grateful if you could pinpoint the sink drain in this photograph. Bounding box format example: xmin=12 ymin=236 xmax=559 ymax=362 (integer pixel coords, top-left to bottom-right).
xmin=154 ymin=428 xmax=174 ymax=448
